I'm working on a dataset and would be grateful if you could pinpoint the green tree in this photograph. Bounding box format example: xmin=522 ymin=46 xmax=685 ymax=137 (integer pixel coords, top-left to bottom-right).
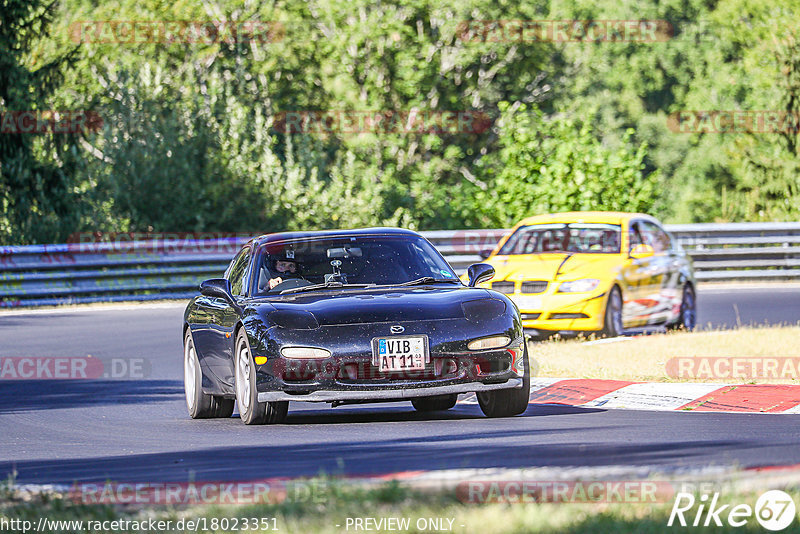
xmin=0 ymin=0 xmax=86 ymax=244
xmin=477 ymin=103 xmax=659 ymax=227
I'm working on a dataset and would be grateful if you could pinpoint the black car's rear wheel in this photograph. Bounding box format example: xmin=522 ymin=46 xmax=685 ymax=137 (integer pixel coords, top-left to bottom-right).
xmin=477 ymin=345 xmax=531 ymax=418
xmin=235 ymin=331 xmax=288 ymax=425
xmin=184 ymin=331 xmax=234 ymax=419
xmin=411 ymin=394 xmax=458 ymax=412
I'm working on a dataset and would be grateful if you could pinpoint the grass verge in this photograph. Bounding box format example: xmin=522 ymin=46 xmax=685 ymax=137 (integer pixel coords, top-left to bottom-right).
xmin=2 ymin=478 xmax=799 ymax=533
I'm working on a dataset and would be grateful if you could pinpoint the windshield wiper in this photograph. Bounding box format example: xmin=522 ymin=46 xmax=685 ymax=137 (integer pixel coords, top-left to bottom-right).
xmin=280 ymin=282 xmax=375 ymax=294
xmin=393 ymin=277 xmax=462 ymax=287
xmin=280 ymin=277 xmax=460 ymax=294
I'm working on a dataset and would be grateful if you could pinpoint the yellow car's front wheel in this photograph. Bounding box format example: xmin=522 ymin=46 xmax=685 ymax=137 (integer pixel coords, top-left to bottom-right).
xmin=600 ymin=286 xmax=623 ymax=338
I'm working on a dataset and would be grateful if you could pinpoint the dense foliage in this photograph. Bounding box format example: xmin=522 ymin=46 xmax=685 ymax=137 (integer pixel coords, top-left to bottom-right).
xmin=1 ymin=0 xmax=798 ymax=244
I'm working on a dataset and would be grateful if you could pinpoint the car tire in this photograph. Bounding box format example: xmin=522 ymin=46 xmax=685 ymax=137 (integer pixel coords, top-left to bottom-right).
xmin=477 ymin=344 xmax=531 ymax=418
xmin=235 ymin=331 xmax=288 ymax=425
xmin=600 ymin=285 xmax=623 ymax=338
xmin=668 ymin=284 xmax=697 ymax=332
xmin=411 ymin=394 xmax=458 ymax=412
xmin=184 ymin=331 xmax=234 ymax=419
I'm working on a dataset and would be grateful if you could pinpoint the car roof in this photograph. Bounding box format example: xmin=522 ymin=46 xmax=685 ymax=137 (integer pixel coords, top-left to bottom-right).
xmin=514 ymin=211 xmax=659 ymax=226
xmin=248 ymin=227 xmax=423 ymax=248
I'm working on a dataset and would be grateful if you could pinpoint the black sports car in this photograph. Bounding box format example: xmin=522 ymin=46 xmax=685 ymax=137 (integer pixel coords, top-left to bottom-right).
xmin=183 ymin=228 xmax=530 ymax=424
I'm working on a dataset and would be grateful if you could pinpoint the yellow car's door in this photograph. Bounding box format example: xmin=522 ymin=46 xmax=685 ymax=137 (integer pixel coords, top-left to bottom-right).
xmin=641 ymin=221 xmax=683 ymax=324
xmin=622 ymin=220 xmax=659 ymax=327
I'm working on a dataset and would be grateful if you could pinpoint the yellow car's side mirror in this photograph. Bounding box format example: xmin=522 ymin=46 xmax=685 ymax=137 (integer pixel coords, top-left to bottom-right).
xmin=629 ymin=244 xmax=655 ymax=259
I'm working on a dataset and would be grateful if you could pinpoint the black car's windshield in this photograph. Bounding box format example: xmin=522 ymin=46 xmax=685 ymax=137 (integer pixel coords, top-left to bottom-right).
xmin=254 ymin=235 xmax=459 ymax=295
xmin=498 ymin=223 xmax=621 ymax=255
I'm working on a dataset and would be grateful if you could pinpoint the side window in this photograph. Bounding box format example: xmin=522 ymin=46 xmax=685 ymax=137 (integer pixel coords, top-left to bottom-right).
xmin=640 ymin=221 xmax=669 ymax=253
xmin=628 ymin=222 xmax=644 ymax=249
xmin=226 ymin=247 xmax=251 ymax=296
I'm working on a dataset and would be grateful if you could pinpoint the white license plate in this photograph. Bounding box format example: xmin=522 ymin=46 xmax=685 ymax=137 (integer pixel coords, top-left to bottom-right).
xmin=512 ymin=295 xmax=542 ymax=310
xmin=373 ymin=336 xmax=427 ymax=372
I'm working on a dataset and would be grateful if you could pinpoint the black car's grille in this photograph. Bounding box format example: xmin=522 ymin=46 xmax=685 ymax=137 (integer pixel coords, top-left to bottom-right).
xmin=491 ymin=281 xmax=515 ymax=294
xmin=521 ymin=280 xmax=548 ymax=293
xmin=337 ymin=361 xmax=439 ymax=381
xmin=330 ymin=354 xmax=512 ymax=383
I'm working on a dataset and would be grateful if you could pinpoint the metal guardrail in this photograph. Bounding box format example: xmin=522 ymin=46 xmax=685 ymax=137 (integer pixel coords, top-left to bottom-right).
xmin=1 ymin=223 xmax=799 ymax=308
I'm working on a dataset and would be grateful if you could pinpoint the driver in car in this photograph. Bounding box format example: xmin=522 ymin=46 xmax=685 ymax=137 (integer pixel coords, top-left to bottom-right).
xmin=268 ymin=256 xmax=302 ymax=290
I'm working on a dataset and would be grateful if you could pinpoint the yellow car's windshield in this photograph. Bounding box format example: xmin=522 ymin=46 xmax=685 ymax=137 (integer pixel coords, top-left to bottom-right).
xmin=498 ymin=223 xmax=621 ymax=255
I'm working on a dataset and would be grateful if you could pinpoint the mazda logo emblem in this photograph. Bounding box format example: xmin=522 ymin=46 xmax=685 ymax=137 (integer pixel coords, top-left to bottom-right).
xmin=390 ymin=325 xmax=405 ymax=334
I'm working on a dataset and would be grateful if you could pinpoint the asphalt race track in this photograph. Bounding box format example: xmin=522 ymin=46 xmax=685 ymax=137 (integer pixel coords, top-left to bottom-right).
xmin=1 ymin=285 xmax=799 ymax=486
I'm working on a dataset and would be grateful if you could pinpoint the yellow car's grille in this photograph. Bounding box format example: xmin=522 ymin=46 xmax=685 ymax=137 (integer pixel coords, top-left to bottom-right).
xmin=548 ymin=312 xmax=590 ymax=320
xmin=521 ymin=281 xmax=548 ymax=293
xmin=491 ymin=281 xmax=515 ymax=294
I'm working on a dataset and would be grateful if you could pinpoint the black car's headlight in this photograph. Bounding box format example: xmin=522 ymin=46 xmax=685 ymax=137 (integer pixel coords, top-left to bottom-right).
xmin=267 ymin=310 xmax=320 ymax=329
xmin=461 ymin=298 xmax=506 ymax=322
xmin=467 ymin=335 xmax=511 ymax=350
xmin=281 ymin=347 xmax=331 ymax=359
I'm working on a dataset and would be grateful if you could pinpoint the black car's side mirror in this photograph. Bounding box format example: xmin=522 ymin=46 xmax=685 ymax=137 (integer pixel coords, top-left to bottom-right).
xmin=478 ymin=248 xmax=493 ymax=260
xmin=467 ymin=263 xmax=495 ymax=287
xmin=200 ymin=278 xmax=242 ymax=313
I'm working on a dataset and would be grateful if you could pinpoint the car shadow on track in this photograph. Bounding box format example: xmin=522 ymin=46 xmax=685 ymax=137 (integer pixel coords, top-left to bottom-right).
xmin=0 ymin=377 xmax=608 ymax=419
xmin=280 ymin=403 xmax=607 ymax=425
xmin=0 ymin=379 xmax=182 ymax=413
xmin=0 ymin=434 xmax=749 ymax=486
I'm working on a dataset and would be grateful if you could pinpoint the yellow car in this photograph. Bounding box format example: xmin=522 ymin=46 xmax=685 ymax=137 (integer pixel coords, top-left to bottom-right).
xmin=476 ymin=212 xmax=697 ymax=338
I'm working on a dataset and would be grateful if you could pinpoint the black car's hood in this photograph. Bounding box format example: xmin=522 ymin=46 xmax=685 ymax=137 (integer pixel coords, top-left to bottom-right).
xmin=252 ymin=286 xmax=495 ymax=325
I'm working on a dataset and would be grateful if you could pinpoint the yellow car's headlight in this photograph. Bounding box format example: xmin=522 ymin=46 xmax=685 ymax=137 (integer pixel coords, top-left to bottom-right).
xmin=558 ymin=278 xmax=601 ymax=293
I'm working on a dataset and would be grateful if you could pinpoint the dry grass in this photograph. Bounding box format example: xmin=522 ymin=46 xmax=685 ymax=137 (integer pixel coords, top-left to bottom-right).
xmin=5 ymin=478 xmax=800 ymax=534
xmin=528 ymin=326 xmax=800 ymax=383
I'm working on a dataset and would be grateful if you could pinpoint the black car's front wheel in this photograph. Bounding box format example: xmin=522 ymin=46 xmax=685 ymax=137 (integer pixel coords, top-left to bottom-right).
xmin=411 ymin=394 xmax=458 ymax=412
xmin=235 ymin=331 xmax=288 ymax=425
xmin=184 ymin=331 xmax=234 ymax=419
xmin=477 ymin=345 xmax=531 ymax=418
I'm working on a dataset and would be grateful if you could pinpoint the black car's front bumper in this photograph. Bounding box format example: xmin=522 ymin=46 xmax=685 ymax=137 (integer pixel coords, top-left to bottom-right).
xmin=257 ymin=378 xmax=523 ymax=402
xmin=256 ymin=349 xmax=523 ymax=402
xmin=251 ymin=318 xmax=525 ymax=403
